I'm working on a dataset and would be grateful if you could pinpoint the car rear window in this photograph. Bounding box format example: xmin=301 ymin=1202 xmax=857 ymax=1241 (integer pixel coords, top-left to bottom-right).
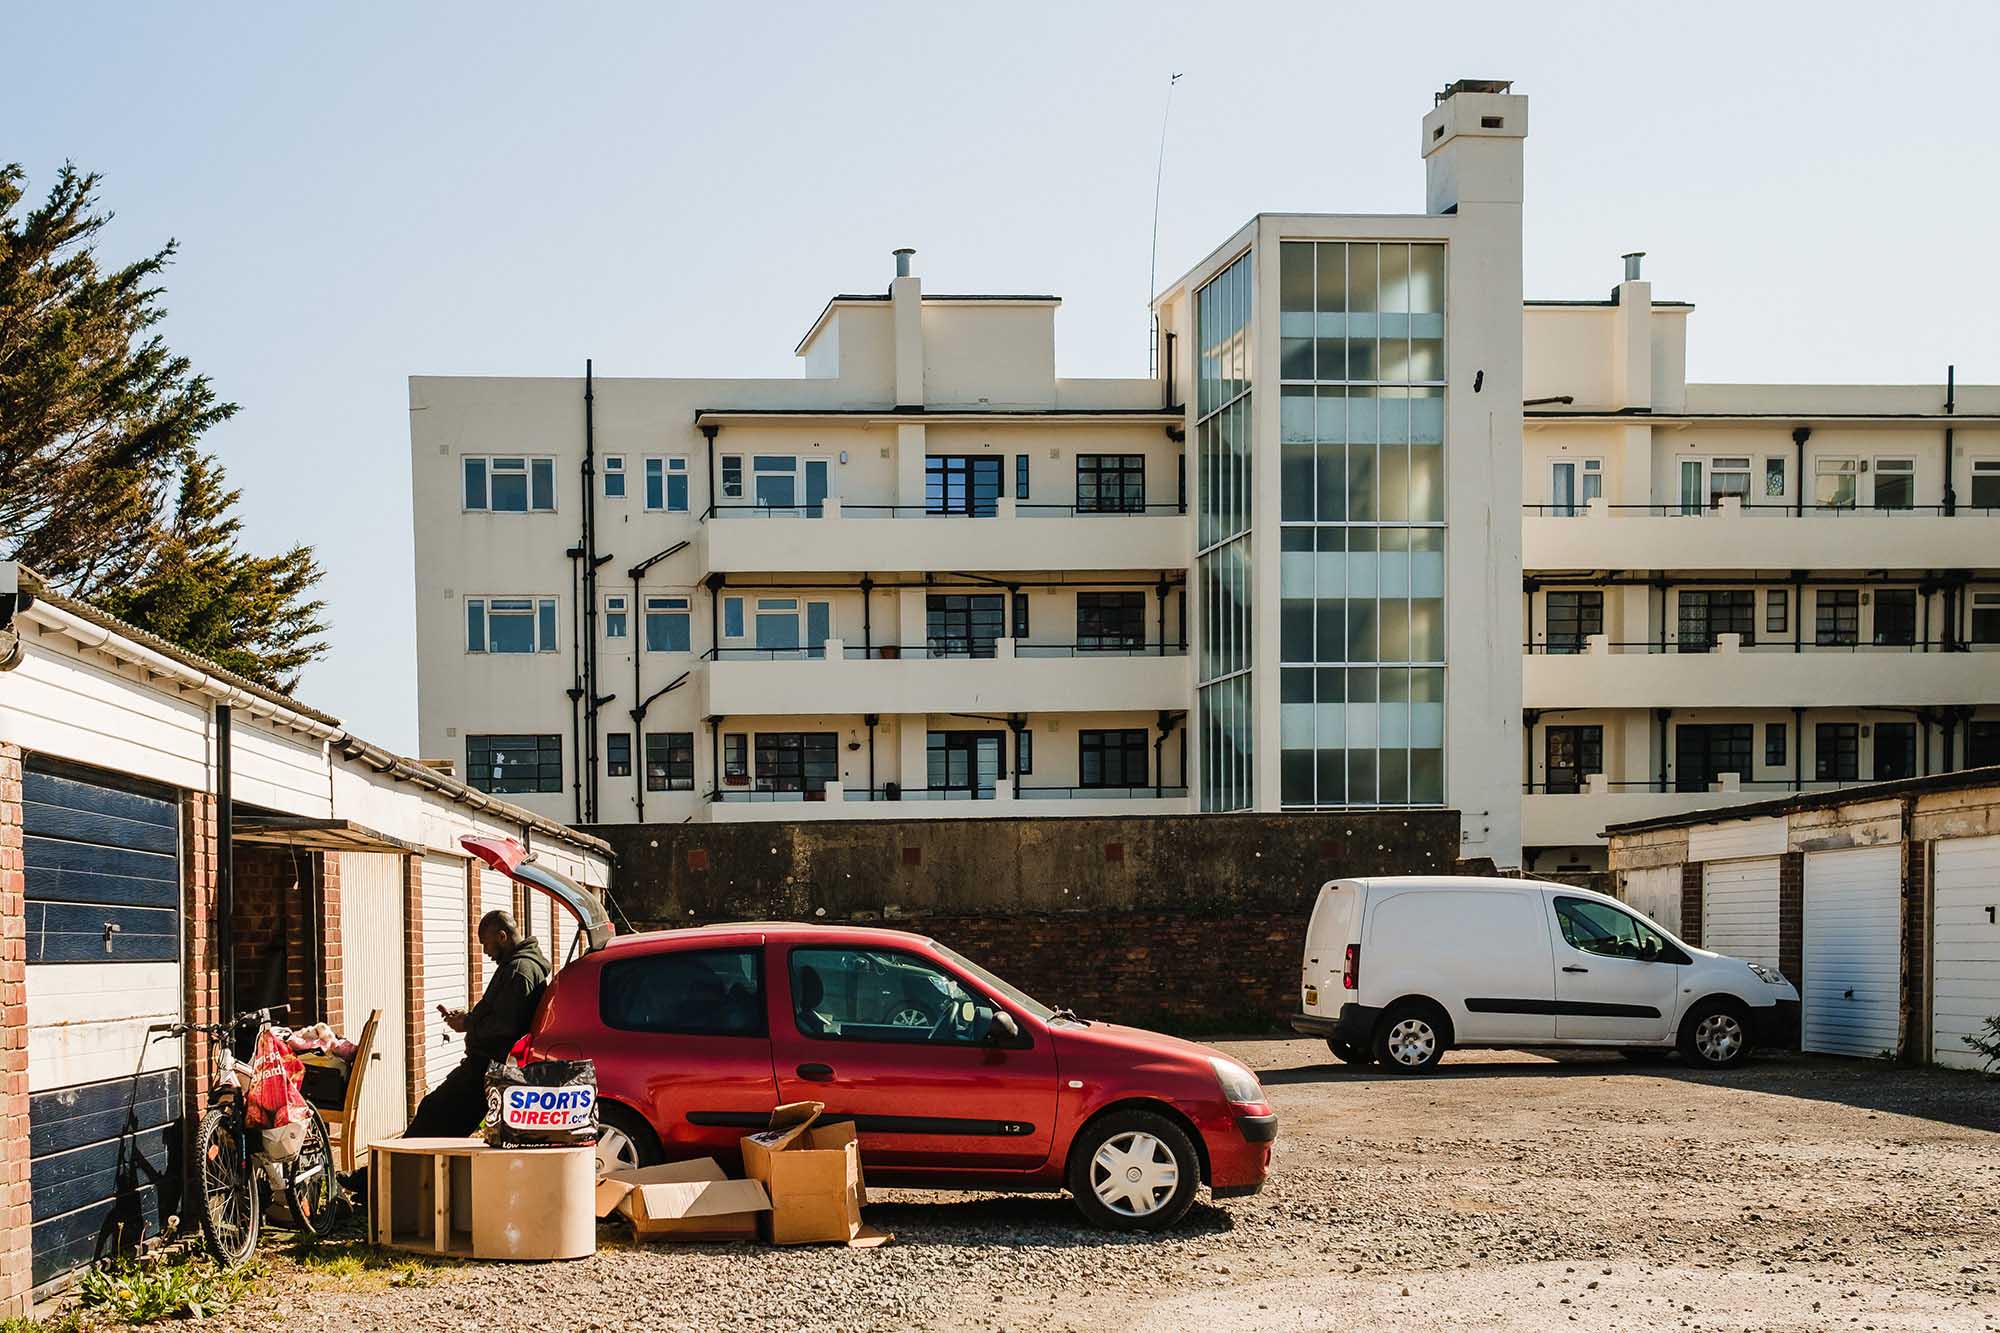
xmin=599 ymin=947 xmax=766 ymax=1037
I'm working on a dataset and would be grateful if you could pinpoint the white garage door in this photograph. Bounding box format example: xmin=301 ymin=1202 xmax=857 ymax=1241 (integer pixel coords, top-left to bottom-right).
xmin=1932 ymin=835 xmax=2000 ymax=1072
xmin=1803 ymin=846 xmax=1902 ymax=1058
xmin=477 ymin=867 xmax=514 ymax=993
xmin=1703 ymin=858 xmax=1780 ymax=969
xmin=340 ymin=852 xmax=407 ymax=1151
xmin=1620 ymin=865 xmax=1683 ymax=937
xmin=420 ymin=854 xmax=471 ymax=1091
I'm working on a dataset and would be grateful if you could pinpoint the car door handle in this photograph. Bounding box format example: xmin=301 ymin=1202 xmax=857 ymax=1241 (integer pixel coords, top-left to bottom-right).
xmin=796 ymin=1063 xmax=834 ymax=1082
xmin=1562 ymin=965 xmax=1589 ymax=973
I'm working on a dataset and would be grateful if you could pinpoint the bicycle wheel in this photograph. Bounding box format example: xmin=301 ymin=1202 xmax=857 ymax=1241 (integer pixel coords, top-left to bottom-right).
xmin=194 ymin=1105 xmax=261 ymax=1265
xmin=285 ymin=1110 xmax=341 ymax=1240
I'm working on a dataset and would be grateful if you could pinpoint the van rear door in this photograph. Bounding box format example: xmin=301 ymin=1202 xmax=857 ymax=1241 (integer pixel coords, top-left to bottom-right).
xmin=1300 ymin=881 xmax=1361 ymax=1018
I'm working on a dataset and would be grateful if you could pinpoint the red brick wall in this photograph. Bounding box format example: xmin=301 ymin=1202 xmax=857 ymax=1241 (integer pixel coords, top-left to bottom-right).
xmin=230 ymin=845 xmax=316 ymax=1021
xmin=0 ymin=744 xmax=33 ymax=1318
xmin=183 ymin=792 xmax=220 ymax=1101
xmin=1902 ymin=840 xmax=1928 ymax=1063
xmin=402 ymin=855 xmax=426 ymax=1115
xmin=1679 ymin=863 xmax=1704 ymax=949
xmin=1778 ymin=852 xmax=1804 ymax=994
xmin=465 ymin=861 xmax=483 ymax=1006
xmin=319 ymin=853 xmax=343 ymax=1034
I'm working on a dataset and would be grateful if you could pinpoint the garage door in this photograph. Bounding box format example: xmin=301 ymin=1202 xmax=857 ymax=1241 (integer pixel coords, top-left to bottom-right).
xmin=477 ymin=866 xmax=513 ymax=993
xmin=1932 ymin=835 xmax=2000 ymax=1071
xmin=1702 ymin=858 xmax=1780 ymax=969
xmin=420 ymin=853 xmax=471 ymax=1090
xmin=1803 ymin=846 xmax=1902 ymax=1058
xmin=1620 ymin=865 xmax=1683 ymax=937
xmin=21 ymin=758 xmax=182 ymax=1296
xmin=340 ymin=852 xmax=408 ymax=1151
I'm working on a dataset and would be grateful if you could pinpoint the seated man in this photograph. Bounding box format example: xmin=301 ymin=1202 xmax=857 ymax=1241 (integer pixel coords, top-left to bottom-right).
xmin=403 ymin=910 xmax=550 ymax=1138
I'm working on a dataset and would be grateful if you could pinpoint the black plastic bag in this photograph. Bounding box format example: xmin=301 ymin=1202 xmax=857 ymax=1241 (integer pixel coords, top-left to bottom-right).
xmin=483 ymin=1059 xmax=599 ymax=1148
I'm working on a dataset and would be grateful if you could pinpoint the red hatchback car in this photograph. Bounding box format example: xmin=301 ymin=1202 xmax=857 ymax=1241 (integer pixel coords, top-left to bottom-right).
xmin=522 ymin=922 xmax=1276 ymax=1229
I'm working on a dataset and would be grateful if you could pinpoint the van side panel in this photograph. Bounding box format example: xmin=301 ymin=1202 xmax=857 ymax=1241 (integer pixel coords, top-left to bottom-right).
xmin=1362 ymin=889 xmax=1556 ymax=1043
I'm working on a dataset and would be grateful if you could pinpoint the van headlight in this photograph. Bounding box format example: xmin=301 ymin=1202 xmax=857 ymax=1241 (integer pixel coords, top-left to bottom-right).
xmin=1209 ymin=1057 xmax=1265 ymax=1106
xmin=1746 ymin=962 xmax=1786 ymax=985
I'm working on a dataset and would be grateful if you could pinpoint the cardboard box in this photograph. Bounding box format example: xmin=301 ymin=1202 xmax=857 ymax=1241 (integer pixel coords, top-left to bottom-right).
xmin=595 ymin=1158 xmax=770 ymax=1242
xmin=739 ymin=1102 xmax=890 ymax=1247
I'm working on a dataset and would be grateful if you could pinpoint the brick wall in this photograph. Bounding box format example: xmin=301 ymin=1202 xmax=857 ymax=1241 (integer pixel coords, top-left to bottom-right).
xmin=1778 ymin=852 xmax=1804 ymax=995
xmin=0 ymin=744 xmax=33 ymax=1319
xmin=401 ymin=854 xmax=426 ymax=1116
xmin=231 ymin=845 xmax=315 ymax=1021
xmin=1902 ymin=840 xmax=1928 ymax=1063
xmin=182 ymin=792 xmax=220 ymax=1102
xmin=1679 ymin=862 xmax=1703 ymax=949
xmin=319 ymin=853 xmax=343 ymax=1034
xmin=465 ymin=861 xmax=483 ymax=1006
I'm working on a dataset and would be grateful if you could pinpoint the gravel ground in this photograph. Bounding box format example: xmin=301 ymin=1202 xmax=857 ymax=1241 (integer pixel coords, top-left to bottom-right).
xmin=198 ymin=1041 xmax=1999 ymax=1332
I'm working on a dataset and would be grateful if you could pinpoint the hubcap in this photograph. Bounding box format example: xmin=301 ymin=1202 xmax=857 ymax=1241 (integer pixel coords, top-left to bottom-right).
xmin=1695 ymin=1012 xmax=1744 ymax=1062
xmin=1387 ymin=1017 xmax=1437 ymax=1067
xmin=1090 ymin=1131 xmax=1180 ymax=1217
xmin=596 ymin=1124 xmax=639 ymax=1177
xmin=890 ymin=1007 xmax=931 ymax=1028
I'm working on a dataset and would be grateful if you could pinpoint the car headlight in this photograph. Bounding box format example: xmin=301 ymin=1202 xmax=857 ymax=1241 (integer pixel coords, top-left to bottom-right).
xmin=1746 ymin=962 xmax=1786 ymax=985
xmin=1209 ymin=1057 xmax=1265 ymax=1105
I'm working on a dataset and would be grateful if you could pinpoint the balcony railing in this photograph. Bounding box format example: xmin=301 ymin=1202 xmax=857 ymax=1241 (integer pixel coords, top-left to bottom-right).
xmin=1524 ymin=636 xmax=1970 ymax=655
xmin=706 ymin=499 xmax=1187 ymax=520
xmin=1523 ymin=776 xmax=1904 ymax=796
xmin=707 ymin=784 xmax=1188 ymax=804
xmin=1524 ymin=501 xmax=2000 ymax=518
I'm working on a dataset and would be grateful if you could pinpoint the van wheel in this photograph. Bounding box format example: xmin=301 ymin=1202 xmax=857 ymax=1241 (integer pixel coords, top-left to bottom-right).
xmin=1374 ymin=1002 xmax=1449 ymax=1073
xmin=1678 ymin=998 xmax=1753 ymax=1070
xmin=1067 ymin=1110 xmax=1200 ymax=1231
xmin=595 ymin=1102 xmax=663 ymax=1176
xmin=1326 ymin=1039 xmax=1373 ymax=1065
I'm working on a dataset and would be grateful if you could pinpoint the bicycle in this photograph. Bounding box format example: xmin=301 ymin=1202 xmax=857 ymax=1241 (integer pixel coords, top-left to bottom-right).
xmin=160 ymin=1005 xmax=341 ymax=1264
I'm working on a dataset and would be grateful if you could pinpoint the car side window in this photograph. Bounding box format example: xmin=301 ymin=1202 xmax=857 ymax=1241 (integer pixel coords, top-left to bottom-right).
xmin=790 ymin=947 xmax=997 ymax=1045
xmin=600 ymin=947 xmax=766 ymax=1037
xmin=1554 ymin=897 xmax=1669 ymax=962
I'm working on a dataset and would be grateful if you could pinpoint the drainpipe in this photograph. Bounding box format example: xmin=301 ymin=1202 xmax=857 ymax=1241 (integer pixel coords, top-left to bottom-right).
xmin=216 ymin=705 xmax=236 ymax=1022
xmin=708 ymin=716 xmax=722 ymax=795
xmin=1792 ymin=705 xmax=1804 ymax=792
xmin=629 ymin=673 xmax=690 ymax=823
xmin=1155 ymin=579 xmax=1169 ymax=656
xmin=1943 ymin=365 xmax=1957 ymax=515
xmin=1654 ymin=708 xmax=1670 ymax=792
xmin=1792 ymin=572 xmax=1804 ymax=655
xmin=1525 ymin=579 xmax=1537 ymax=652
xmin=864 ymin=714 xmax=879 ymax=796
xmin=705 ymin=572 xmax=725 ymax=655
xmin=860 ymin=576 xmax=874 ymax=655
xmin=1007 ymin=715 xmax=1026 ymax=798
xmin=1792 ymin=426 xmax=1810 ymax=517
xmin=1153 ymin=710 xmax=1183 ymax=798
xmin=565 ymin=543 xmax=585 ymax=823
xmin=702 ymin=424 xmax=720 ymax=517
xmin=1163 ymin=331 xmax=1177 ymax=407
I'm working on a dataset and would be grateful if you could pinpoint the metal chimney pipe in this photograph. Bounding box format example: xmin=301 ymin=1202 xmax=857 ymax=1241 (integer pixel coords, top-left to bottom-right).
xmin=1621 ymin=252 xmax=1645 ymax=281
xmin=893 ymin=247 xmax=915 ymax=278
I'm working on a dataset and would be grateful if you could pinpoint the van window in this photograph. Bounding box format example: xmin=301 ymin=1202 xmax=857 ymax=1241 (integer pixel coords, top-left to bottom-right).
xmin=600 ymin=947 xmax=765 ymax=1036
xmin=1554 ymin=898 xmax=1668 ymax=962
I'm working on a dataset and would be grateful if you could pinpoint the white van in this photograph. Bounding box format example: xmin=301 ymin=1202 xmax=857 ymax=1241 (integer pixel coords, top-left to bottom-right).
xmin=1291 ymin=876 xmax=1800 ymax=1072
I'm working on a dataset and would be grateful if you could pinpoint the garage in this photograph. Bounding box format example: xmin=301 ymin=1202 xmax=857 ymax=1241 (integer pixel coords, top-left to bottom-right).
xmin=337 ymin=851 xmax=409 ymax=1145
xmin=1702 ymin=858 xmax=1780 ymax=970
xmin=1802 ymin=846 xmax=1902 ymax=1058
xmin=419 ymin=852 xmax=470 ymax=1091
xmin=1931 ymin=834 xmax=2000 ymax=1071
xmin=1619 ymin=864 xmax=1682 ymax=936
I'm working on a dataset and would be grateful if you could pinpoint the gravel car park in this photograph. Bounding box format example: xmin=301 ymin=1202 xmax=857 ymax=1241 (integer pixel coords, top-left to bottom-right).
xmin=208 ymin=1040 xmax=2000 ymax=1333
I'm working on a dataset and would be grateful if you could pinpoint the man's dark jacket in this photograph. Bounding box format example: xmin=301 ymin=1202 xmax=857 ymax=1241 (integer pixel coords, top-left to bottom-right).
xmin=464 ymin=938 xmax=550 ymax=1063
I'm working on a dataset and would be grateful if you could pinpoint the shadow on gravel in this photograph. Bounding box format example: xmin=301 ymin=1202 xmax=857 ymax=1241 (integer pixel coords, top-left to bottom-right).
xmin=855 ymin=1193 xmax=1236 ymax=1248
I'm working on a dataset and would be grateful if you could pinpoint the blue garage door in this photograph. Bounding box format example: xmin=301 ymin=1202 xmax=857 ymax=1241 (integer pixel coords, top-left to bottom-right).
xmin=23 ymin=758 xmax=183 ymax=1294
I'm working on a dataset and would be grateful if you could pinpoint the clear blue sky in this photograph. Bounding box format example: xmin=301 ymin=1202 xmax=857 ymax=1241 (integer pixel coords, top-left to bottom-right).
xmin=8 ymin=1 xmax=1996 ymax=751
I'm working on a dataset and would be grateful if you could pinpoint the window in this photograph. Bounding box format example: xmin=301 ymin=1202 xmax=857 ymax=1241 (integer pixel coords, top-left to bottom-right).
xmin=1076 ymin=455 xmax=1146 ymax=513
xmin=1708 ymin=457 xmax=1751 ymax=505
xmin=722 ymin=596 xmax=745 ymax=639
xmin=1968 ymin=720 xmax=2000 ymax=768
xmin=466 ymin=734 xmax=561 ymax=794
xmin=1874 ymin=458 xmax=1915 ymax=510
xmin=928 ymin=731 xmax=1003 ymax=796
xmin=1675 ymin=724 xmax=1752 ymax=792
xmin=1015 ymin=455 xmax=1030 ymax=500
xmin=645 ymin=457 xmax=689 ymax=513
xmin=1815 ymin=457 xmax=1858 ymax=508
xmin=1011 ymin=591 xmax=1029 ymax=639
xmin=600 ymin=948 xmax=764 ymax=1037
xmin=1766 ymin=589 xmax=1789 ymax=637
xmin=1874 ymin=588 xmax=1917 ymax=647
xmin=1077 ymin=591 xmax=1147 ymax=651
xmin=1678 ymin=589 xmax=1755 ymax=651
xmin=1678 ymin=459 xmax=1703 ymax=515
xmin=1873 ymin=722 xmax=1916 ymax=781
xmin=1550 ymin=459 xmax=1601 ymax=517
xmin=925 ymin=456 xmax=1001 ymax=516
xmin=466 ymin=597 xmax=558 ymax=654
xmin=754 ymin=732 xmax=838 ymax=794
xmin=927 ymin=594 xmax=1005 ymax=658
xmin=1765 ymin=722 xmax=1788 ymax=768
xmin=463 ymin=456 xmax=555 ymax=512
xmin=1080 ymin=729 xmax=1148 ymax=789
xmin=1971 ymin=460 xmax=2000 ymax=511
xmin=602 ymin=455 xmax=625 ymax=499
xmin=645 ymin=732 xmax=695 ymax=792
xmin=1763 ymin=457 xmax=1786 ymax=499
xmin=788 ymin=947 xmax=1002 ymax=1044
xmin=1198 ymin=248 xmax=1257 ymax=814
xmin=751 ymin=598 xmax=831 ymax=655
xmin=1972 ymin=592 xmax=2000 ymax=645
xmin=1545 ymin=591 xmax=1603 ymax=654
xmin=1554 ymin=897 xmax=1671 ymax=962
xmin=720 ymin=454 xmax=744 ymax=499
xmin=604 ymin=594 xmax=627 ymax=640
xmin=644 ymin=596 xmax=691 ymax=653
xmin=606 ymin=732 xmax=631 ymax=778
xmin=1016 ymin=729 xmax=1033 ymax=776
xmin=1543 ymin=725 xmax=1601 ymax=795
xmin=1815 ymin=589 xmax=1859 ymax=646
xmin=1815 ymin=723 xmax=1858 ymax=781
xmin=747 ymin=456 xmax=828 ymax=514
xmin=723 ymin=733 xmax=748 ymax=783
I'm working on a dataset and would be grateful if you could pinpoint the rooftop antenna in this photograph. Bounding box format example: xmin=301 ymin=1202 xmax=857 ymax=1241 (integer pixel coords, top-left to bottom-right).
xmin=1147 ymin=71 xmax=1184 ymax=378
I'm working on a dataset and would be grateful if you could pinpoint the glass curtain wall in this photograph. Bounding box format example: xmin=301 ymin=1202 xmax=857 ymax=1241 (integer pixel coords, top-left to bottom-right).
xmin=1195 ymin=251 xmax=1254 ymax=812
xmin=1277 ymin=240 xmax=1447 ymax=808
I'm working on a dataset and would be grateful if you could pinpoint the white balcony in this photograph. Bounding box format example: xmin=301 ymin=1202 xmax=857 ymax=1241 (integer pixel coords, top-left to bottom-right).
xmin=706 ymin=782 xmax=1191 ymax=822
xmin=1524 ymin=634 xmax=1997 ymax=709
xmin=1524 ymin=774 xmax=1883 ymax=848
xmin=1524 ymin=498 xmax=2000 ymax=572
xmin=699 ymin=497 xmax=1191 ymax=574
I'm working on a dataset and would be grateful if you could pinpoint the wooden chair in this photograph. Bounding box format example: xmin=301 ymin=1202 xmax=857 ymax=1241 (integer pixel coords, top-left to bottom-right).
xmin=321 ymin=1008 xmax=382 ymax=1176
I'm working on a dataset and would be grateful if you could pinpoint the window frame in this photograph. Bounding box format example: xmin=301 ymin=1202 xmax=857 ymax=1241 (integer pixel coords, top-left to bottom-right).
xmin=644 ymin=731 xmax=695 ymax=792
xmin=1765 ymin=588 xmax=1789 ymax=637
xmin=785 ymin=946 xmax=1015 ymax=1048
xmin=1872 ymin=457 xmax=1916 ymax=511
xmin=1873 ymin=721 xmax=1917 ymax=781
xmin=465 ymin=595 xmax=559 ymax=654
xmin=1075 ymin=454 xmax=1148 ymax=514
xmin=606 ymin=731 xmax=632 ymax=778
xmin=645 ymin=456 xmax=690 ymax=513
xmin=1553 ymin=896 xmax=1682 ymax=963
xmin=1077 ymin=590 xmax=1147 ymax=652
xmin=1815 ymin=722 xmax=1859 ymax=782
xmin=604 ymin=593 xmax=628 ymax=640
xmin=644 ymin=594 xmax=693 ymax=654
xmin=462 ymin=455 xmax=556 ymax=513
xmin=925 ymin=455 xmax=1002 ymax=517
xmin=465 ymin=733 xmax=562 ymax=794
xmin=602 ymin=455 xmax=626 ymax=499
xmin=1765 ymin=721 xmax=1788 ymax=768
xmin=1814 ymin=457 xmax=1859 ymax=508
xmin=1815 ymin=588 xmax=1860 ymax=647
xmin=1969 ymin=591 xmax=2000 ymax=645
xmin=1543 ymin=724 xmax=1603 ymax=795
xmin=1079 ymin=728 xmax=1149 ymax=789
xmin=1873 ymin=588 xmax=1917 ymax=647
xmin=720 ymin=454 xmax=745 ymax=499
xmin=753 ymin=731 xmax=838 ymax=794
xmin=1545 ymin=590 xmax=1604 ymax=655
xmin=926 ymin=593 xmax=1005 ymax=659
xmin=598 ymin=946 xmax=767 ymax=1038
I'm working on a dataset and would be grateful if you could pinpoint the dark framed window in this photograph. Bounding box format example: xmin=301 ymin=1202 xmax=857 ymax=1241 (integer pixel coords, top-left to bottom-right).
xmin=1765 ymin=722 xmax=1788 ymax=768
xmin=1873 ymin=722 xmax=1916 ymax=781
xmin=1968 ymin=720 xmax=2000 ymax=768
xmin=1016 ymin=730 xmax=1033 ymax=776
xmin=1815 ymin=722 xmax=1859 ymax=781
xmin=1675 ymin=724 xmax=1753 ymax=792
xmin=1972 ymin=593 xmax=2000 ymax=645
xmin=645 ymin=732 xmax=695 ymax=792
xmin=1077 ymin=591 xmax=1147 ymax=651
xmin=1015 ymin=455 xmax=1030 ymax=500
xmin=720 ymin=454 xmax=744 ymax=499
xmin=1076 ymin=455 xmax=1146 ymax=513
xmin=600 ymin=947 xmax=765 ymax=1037
xmin=466 ymin=734 xmax=562 ymax=794
xmin=1011 ymin=591 xmax=1029 ymax=639
xmin=1080 ymin=729 xmax=1148 ymax=788
xmin=1678 ymin=589 xmax=1755 ymax=651
xmin=1874 ymin=589 xmax=1917 ymax=647
xmin=926 ymin=594 xmax=1005 ymax=658
xmin=1815 ymin=589 xmax=1860 ymax=646
xmin=928 ymin=731 xmax=1003 ymax=796
xmin=1545 ymin=591 xmax=1603 ymax=654
xmin=723 ymin=733 xmax=748 ymax=783
xmin=1972 ymin=462 xmax=2000 ymax=510
xmin=1543 ymin=725 xmax=1602 ymax=795
xmin=1766 ymin=589 xmax=1789 ymax=636
xmin=607 ymin=732 xmax=632 ymax=778
xmin=787 ymin=947 xmax=1005 ymax=1045
xmin=1873 ymin=458 xmax=1915 ymax=510
xmin=754 ymin=732 xmax=838 ymax=794
xmin=926 ymin=456 xmax=1001 ymax=516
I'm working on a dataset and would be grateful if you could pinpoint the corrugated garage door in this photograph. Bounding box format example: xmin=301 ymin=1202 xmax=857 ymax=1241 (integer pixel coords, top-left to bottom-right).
xmin=1803 ymin=845 xmax=1902 ymax=1058
xmin=1932 ymin=835 xmax=2000 ymax=1071
xmin=1620 ymin=865 xmax=1683 ymax=937
xmin=21 ymin=758 xmax=182 ymax=1297
xmin=420 ymin=854 xmax=470 ymax=1090
xmin=340 ymin=852 xmax=407 ymax=1150
xmin=477 ymin=866 xmax=513 ymax=993
xmin=1702 ymin=858 xmax=1780 ymax=969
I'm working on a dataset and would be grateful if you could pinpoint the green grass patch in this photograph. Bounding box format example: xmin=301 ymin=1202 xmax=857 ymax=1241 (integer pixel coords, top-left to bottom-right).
xmin=76 ymin=1252 xmax=261 ymax=1324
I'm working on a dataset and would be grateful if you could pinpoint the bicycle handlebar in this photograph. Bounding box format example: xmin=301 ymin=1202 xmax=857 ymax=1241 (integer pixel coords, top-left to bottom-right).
xmin=157 ymin=1005 xmax=290 ymax=1040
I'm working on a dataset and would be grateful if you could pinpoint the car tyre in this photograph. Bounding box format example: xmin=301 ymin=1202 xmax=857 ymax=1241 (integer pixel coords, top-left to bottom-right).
xmin=1067 ymin=1110 xmax=1201 ymax=1232
xmin=595 ymin=1101 xmax=663 ymax=1176
xmin=1326 ymin=1038 xmax=1373 ymax=1065
xmin=1678 ymin=998 xmax=1753 ymax=1070
xmin=1373 ymin=1001 xmax=1449 ymax=1074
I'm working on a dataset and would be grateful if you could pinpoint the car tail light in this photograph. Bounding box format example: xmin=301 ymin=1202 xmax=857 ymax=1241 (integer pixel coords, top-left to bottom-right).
xmin=1342 ymin=943 xmax=1360 ymax=991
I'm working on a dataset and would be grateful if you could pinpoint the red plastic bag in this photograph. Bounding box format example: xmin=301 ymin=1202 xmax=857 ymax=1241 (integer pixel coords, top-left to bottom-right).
xmin=244 ymin=1028 xmax=309 ymax=1130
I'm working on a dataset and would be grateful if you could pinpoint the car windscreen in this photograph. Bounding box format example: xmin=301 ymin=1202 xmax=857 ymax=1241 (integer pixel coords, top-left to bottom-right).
xmin=929 ymin=942 xmax=1056 ymax=1022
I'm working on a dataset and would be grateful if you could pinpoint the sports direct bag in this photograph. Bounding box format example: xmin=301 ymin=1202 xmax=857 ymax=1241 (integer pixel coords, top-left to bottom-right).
xmin=483 ymin=1059 xmax=599 ymax=1148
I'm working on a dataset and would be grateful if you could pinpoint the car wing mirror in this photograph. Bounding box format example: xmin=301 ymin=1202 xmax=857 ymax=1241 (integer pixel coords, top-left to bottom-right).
xmin=987 ymin=1010 xmax=1020 ymax=1043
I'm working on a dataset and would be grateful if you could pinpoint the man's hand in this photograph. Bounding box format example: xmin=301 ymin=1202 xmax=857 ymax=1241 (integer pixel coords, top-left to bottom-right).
xmin=438 ymin=1004 xmax=468 ymax=1033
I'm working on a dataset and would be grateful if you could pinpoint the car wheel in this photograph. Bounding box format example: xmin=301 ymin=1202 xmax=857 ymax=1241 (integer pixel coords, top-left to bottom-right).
xmin=889 ymin=1006 xmax=934 ymax=1028
xmin=1373 ymin=1002 xmax=1449 ymax=1073
xmin=1066 ymin=1110 xmax=1201 ymax=1231
xmin=595 ymin=1102 xmax=663 ymax=1176
xmin=1678 ymin=998 xmax=1753 ymax=1070
xmin=1326 ymin=1038 xmax=1373 ymax=1065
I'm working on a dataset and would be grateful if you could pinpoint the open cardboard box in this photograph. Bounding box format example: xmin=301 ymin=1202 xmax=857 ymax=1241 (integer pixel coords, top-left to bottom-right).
xmin=595 ymin=1158 xmax=770 ymax=1242
xmin=739 ymin=1102 xmax=892 ymax=1247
